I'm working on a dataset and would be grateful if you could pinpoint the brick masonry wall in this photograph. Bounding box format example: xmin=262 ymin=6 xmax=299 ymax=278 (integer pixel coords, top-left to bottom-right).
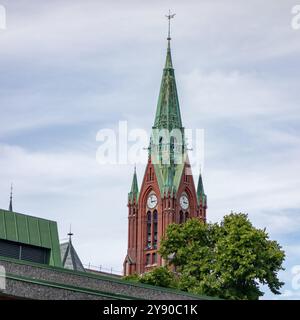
xmin=0 ymin=259 xmax=205 ymax=300
xmin=5 ymin=278 xmax=105 ymax=300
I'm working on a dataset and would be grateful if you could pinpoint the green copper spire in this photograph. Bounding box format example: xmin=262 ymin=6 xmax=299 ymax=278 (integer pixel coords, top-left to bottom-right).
xmin=151 ymin=12 xmax=187 ymax=197
xmin=165 ymin=10 xmax=175 ymax=70
xmin=197 ymin=171 xmax=207 ymax=206
xmin=153 ymin=12 xmax=182 ymax=131
xmin=128 ymin=166 xmax=139 ymax=203
xmin=165 ymin=39 xmax=173 ymax=69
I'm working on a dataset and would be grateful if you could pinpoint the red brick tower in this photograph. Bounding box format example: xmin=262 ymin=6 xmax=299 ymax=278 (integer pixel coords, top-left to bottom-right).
xmin=123 ymin=21 xmax=207 ymax=276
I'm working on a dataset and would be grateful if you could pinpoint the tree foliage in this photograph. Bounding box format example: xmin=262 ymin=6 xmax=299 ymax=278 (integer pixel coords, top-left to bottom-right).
xmin=139 ymin=266 xmax=177 ymax=288
xmin=124 ymin=267 xmax=177 ymax=288
xmin=158 ymin=213 xmax=285 ymax=300
xmin=123 ymin=273 xmax=140 ymax=282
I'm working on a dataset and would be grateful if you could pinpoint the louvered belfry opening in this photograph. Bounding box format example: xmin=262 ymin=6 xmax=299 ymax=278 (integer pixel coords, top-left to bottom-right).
xmin=0 ymin=238 xmax=50 ymax=264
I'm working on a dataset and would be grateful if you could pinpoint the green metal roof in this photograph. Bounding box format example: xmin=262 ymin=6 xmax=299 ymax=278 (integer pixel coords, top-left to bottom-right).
xmin=150 ymin=39 xmax=187 ymax=197
xmin=153 ymin=161 xmax=185 ymax=197
xmin=0 ymin=209 xmax=62 ymax=267
xmin=153 ymin=41 xmax=183 ymax=131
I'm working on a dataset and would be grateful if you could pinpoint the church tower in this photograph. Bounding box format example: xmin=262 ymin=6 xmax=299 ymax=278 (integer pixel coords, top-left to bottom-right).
xmin=124 ymin=15 xmax=207 ymax=276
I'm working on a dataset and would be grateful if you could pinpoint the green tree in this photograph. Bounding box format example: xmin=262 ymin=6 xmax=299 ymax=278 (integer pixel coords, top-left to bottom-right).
xmin=123 ymin=267 xmax=177 ymax=288
xmin=139 ymin=266 xmax=177 ymax=288
xmin=123 ymin=273 xmax=140 ymax=282
xmin=159 ymin=213 xmax=285 ymax=300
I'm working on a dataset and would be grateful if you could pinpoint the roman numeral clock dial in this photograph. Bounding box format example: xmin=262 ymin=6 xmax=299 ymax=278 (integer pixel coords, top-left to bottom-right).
xmin=180 ymin=194 xmax=189 ymax=210
xmin=147 ymin=194 xmax=158 ymax=209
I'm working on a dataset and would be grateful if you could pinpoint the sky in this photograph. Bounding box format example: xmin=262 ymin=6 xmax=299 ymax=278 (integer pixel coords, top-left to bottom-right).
xmin=0 ymin=0 xmax=300 ymax=299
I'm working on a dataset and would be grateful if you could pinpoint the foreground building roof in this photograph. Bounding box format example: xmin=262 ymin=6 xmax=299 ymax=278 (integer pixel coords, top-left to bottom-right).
xmin=0 ymin=209 xmax=62 ymax=267
xmin=0 ymin=256 xmax=217 ymax=300
xmin=60 ymin=236 xmax=85 ymax=272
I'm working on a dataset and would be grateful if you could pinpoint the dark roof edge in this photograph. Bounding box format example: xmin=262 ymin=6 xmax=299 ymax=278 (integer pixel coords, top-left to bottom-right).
xmin=0 ymin=208 xmax=57 ymax=224
xmin=0 ymin=256 xmax=219 ymax=300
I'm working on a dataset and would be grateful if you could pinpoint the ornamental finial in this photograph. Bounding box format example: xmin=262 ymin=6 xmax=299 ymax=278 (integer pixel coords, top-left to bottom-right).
xmin=68 ymin=224 xmax=74 ymax=242
xmin=165 ymin=10 xmax=176 ymax=41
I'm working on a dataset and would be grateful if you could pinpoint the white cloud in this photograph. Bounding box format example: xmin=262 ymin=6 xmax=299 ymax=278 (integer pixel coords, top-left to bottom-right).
xmin=0 ymin=142 xmax=133 ymax=270
xmin=180 ymin=69 xmax=299 ymax=124
xmin=0 ymin=0 xmax=300 ymax=296
xmin=281 ymin=290 xmax=300 ymax=299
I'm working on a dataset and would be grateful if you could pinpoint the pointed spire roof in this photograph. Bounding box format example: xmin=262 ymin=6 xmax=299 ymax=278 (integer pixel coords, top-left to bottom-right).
xmin=9 ymin=183 xmax=13 ymax=212
xmin=151 ymin=13 xmax=187 ymax=197
xmin=197 ymin=170 xmax=207 ymax=206
xmin=60 ymin=230 xmax=85 ymax=272
xmin=128 ymin=166 xmax=139 ymax=203
xmin=165 ymin=40 xmax=173 ymax=69
xmin=153 ymin=13 xmax=182 ymax=131
xmin=165 ymin=10 xmax=175 ymax=69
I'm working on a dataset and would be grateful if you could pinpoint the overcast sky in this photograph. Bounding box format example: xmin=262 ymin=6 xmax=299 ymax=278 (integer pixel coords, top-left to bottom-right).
xmin=0 ymin=0 xmax=300 ymax=299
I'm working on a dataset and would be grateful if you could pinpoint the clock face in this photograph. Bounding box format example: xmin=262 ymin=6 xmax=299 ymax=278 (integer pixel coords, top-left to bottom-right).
xmin=147 ymin=194 xmax=158 ymax=209
xmin=180 ymin=195 xmax=189 ymax=210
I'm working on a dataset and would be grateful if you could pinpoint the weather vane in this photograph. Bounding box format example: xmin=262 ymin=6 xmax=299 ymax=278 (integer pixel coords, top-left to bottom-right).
xmin=165 ymin=10 xmax=176 ymax=40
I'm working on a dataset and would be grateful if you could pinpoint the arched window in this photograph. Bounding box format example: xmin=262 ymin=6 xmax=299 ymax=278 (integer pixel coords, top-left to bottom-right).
xmin=185 ymin=212 xmax=189 ymax=221
xmin=184 ymin=173 xmax=188 ymax=182
xmin=159 ymin=136 xmax=163 ymax=150
xmin=170 ymin=136 xmax=175 ymax=151
xmin=152 ymin=252 xmax=157 ymax=264
xmin=147 ymin=211 xmax=151 ymax=249
xmin=153 ymin=210 xmax=158 ymax=249
xmin=159 ymin=136 xmax=163 ymax=163
xmin=179 ymin=211 xmax=184 ymax=224
xmin=146 ymin=253 xmax=151 ymax=266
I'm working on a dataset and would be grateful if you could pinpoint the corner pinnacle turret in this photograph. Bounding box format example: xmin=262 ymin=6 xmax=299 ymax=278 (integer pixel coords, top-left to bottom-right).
xmin=197 ymin=170 xmax=207 ymax=207
xmin=128 ymin=166 xmax=139 ymax=204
